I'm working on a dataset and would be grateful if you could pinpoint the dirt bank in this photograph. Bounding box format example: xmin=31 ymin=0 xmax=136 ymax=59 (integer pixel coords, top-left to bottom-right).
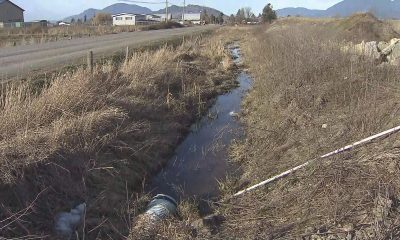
xmin=0 ymin=29 xmax=237 ymax=239
xmin=216 ymin=18 xmax=400 ymax=239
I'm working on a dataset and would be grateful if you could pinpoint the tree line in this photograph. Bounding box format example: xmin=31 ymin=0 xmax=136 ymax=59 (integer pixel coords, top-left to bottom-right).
xmin=66 ymin=13 xmax=113 ymax=26
xmin=228 ymin=3 xmax=277 ymax=24
xmin=66 ymin=3 xmax=278 ymax=27
xmin=201 ymin=11 xmax=225 ymax=24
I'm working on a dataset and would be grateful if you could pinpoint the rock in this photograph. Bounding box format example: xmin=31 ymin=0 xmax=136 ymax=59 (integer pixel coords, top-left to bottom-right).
xmin=365 ymin=41 xmax=380 ymax=58
xmin=390 ymin=38 xmax=400 ymax=45
xmin=378 ymin=41 xmax=389 ymax=52
xmin=353 ymin=38 xmax=400 ymax=65
xmin=354 ymin=40 xmax=365 ymax=53
xmin=381 ymin=38 xmax=400 ymax=56
xmin=55 ymin=203 xmax=86 ymax=239
xmin=390 ymin=43 xmax=400 ymax=60
xmin=354 ymin=41 xmax=380 ymax=59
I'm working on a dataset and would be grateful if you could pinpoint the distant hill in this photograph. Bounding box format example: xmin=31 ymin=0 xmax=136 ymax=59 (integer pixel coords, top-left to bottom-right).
xmin=64 ymin=3 xmax=223 ymax=22
xmin=64 ymin=3 xmax=153 ymax=22
xmin=276 ymin=7 xmax=324 ymax=18
xmin=277 ymin=0 xmax=400 ymax=19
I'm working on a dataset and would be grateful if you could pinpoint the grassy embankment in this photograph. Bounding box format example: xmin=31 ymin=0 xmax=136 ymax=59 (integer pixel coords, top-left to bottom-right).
xmin=216 ymin=14 xmax=400 ymax=239
xmin=0 ymin=22 xmax=183 ymax=48
xmin=0 ymin=29 xmax=237 ymax=238
xmin=388 ymin=19 xmax=400 ymax=34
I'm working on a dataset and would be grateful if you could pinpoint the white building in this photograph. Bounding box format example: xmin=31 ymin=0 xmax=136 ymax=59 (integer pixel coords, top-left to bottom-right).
xmin=154 ymin=13 xmax=172 ymax=22
xmin=146 ymin=14 xmax=162 ymax=22
xmin=182 ymin=13 xmax=202 ymax=24
xmin=58 ymin=21 xmax=70 ymax=26
xmin=112 ymin=13 xmax=147 ymax=26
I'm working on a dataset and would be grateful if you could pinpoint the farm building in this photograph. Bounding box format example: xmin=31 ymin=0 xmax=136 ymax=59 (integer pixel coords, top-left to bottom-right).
xmin=0 ymin=0 xmax=24 ymax=23
xmin=182 ymin=13 xmax=202 ymax=24
xmin=112 ymin=13 xmax=147 ymax=26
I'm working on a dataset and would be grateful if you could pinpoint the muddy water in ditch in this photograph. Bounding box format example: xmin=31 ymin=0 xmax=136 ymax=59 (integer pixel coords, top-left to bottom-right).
xmin=148 ymin=45 xmax=251 ymax=204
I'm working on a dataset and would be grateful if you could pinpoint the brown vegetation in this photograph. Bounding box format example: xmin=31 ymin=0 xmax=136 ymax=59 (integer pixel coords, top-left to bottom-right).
xmin=215 ymin=18 xmax=400 ymax=239
xmin=0 ymin=31 xmax=236 ymax=238
xmin=387 ymin=19 xmax=400 ymax=34
xmin=0 ymin=22 xmax=183 ymax=48
xmin=92 ymin=13 xmax=113 ymax=26
xmin=337 ymin=13 xmax=400 ymax=42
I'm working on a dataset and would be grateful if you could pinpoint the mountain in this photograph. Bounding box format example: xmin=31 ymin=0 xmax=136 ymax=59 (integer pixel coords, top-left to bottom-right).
xmin=277 ymin=0 xmax=400 ymax=19
xmin=64 ymin=3 xmax=223 ymax=22
xmin=276 ymin=7 xmax=325 ymax=18
xmin=64 ymin=3 xmax=152 ymax=22
xmin=153 ymin=4 xmax=223 ymax=19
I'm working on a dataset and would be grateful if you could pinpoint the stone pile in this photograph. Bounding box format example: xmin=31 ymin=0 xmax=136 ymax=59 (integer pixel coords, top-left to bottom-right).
xmin=354 ymin=38 xmax=400 ymax=65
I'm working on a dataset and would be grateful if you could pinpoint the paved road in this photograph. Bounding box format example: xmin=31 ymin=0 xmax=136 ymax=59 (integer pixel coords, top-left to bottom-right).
xmin=0 ymin=26 xmax=218 ymax=80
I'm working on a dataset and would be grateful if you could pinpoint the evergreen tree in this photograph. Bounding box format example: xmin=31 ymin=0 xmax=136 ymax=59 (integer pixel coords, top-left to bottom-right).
xmin=229 ymin=14 xmax=236 ymax=25
xmin=262 ymin=3 xmax=277 ymax=23
xmin=201 ymin=10 xmax=210 ymax=24
xmin=236 ymin=8 xmax=245 ymax=23
xmin=218 ymin=12 xmax=224 ymax=24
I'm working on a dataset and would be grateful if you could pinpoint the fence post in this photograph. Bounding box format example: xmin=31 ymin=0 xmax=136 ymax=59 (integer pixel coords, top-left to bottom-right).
xmin=87 ymin=51 xmax=93 ymax=73
xmin=125 ymin=46 xmax=129 ymax=65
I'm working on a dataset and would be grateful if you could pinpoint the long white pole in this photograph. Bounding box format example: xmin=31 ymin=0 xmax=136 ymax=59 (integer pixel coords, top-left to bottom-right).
xmin=165 ymin=0 xmax=169 ymax=22
xmin=233 ymin=125 xmax=400 ymax=197
xmin=183 ymin=0 xmax=186 ymax=21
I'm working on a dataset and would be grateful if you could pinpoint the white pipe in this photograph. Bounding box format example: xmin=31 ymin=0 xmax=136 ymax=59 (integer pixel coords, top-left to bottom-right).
xmin=233 ymin=125 xmax=400 ymax=197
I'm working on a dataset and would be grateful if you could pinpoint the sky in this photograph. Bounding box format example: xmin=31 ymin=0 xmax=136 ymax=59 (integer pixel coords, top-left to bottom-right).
xmin=12 ymin=0 xmax=343 ymax=21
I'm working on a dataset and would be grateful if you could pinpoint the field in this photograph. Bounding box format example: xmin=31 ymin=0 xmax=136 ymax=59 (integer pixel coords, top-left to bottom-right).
xmin=0 ymin=29 xmax=237 ymax=238
xmin=388 ymin=19 xmax=400 ymax=33
xmin=2 ymin=12 xmax=400 ymax=239
xmin=123 ymin=14 xmax=400 ymax=240
xmin=216 ymin=15 xmax=400 ymax=239
xmin=0 ymin=22 xmax=183 ymax=48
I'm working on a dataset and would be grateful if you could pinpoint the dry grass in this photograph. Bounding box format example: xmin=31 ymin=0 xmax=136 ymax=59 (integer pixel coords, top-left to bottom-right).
xmin=0 ymin=31 xmax=236 ymax=238
xmin=0 ymin=23 xmax=183 ymax=48
xmin=217 ymin=18 xmax=400 ymax=239
xmin=274 ymin=13 xmax=400 ymax=43
xmin=387 ymin=20 xmax=400 ymax=34
xmin=129 ymin=199 xmax=200 ymax=240
xmin=337 ymin=13 xmax=400 ymax=42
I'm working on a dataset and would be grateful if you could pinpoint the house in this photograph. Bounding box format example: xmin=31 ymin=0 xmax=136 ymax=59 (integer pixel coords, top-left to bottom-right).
xmin=0 ymin=0 xmax=24 ymax=23
xmin=182 ymin=13 xmax=202 ymax=25
xmin=112 ymin=13 xmax=147 ymax=26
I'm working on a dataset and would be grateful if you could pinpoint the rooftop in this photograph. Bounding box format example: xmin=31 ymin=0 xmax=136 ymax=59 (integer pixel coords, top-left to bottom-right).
xmin=0 ymin=0 xmax=25 ymax=11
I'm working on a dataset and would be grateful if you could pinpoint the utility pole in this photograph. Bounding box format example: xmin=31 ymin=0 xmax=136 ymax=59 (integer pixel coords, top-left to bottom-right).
xmin=183 ymin=0 xmax=186 ymax=22
xmin=165 ymin=0 xmax=169 ymax=22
